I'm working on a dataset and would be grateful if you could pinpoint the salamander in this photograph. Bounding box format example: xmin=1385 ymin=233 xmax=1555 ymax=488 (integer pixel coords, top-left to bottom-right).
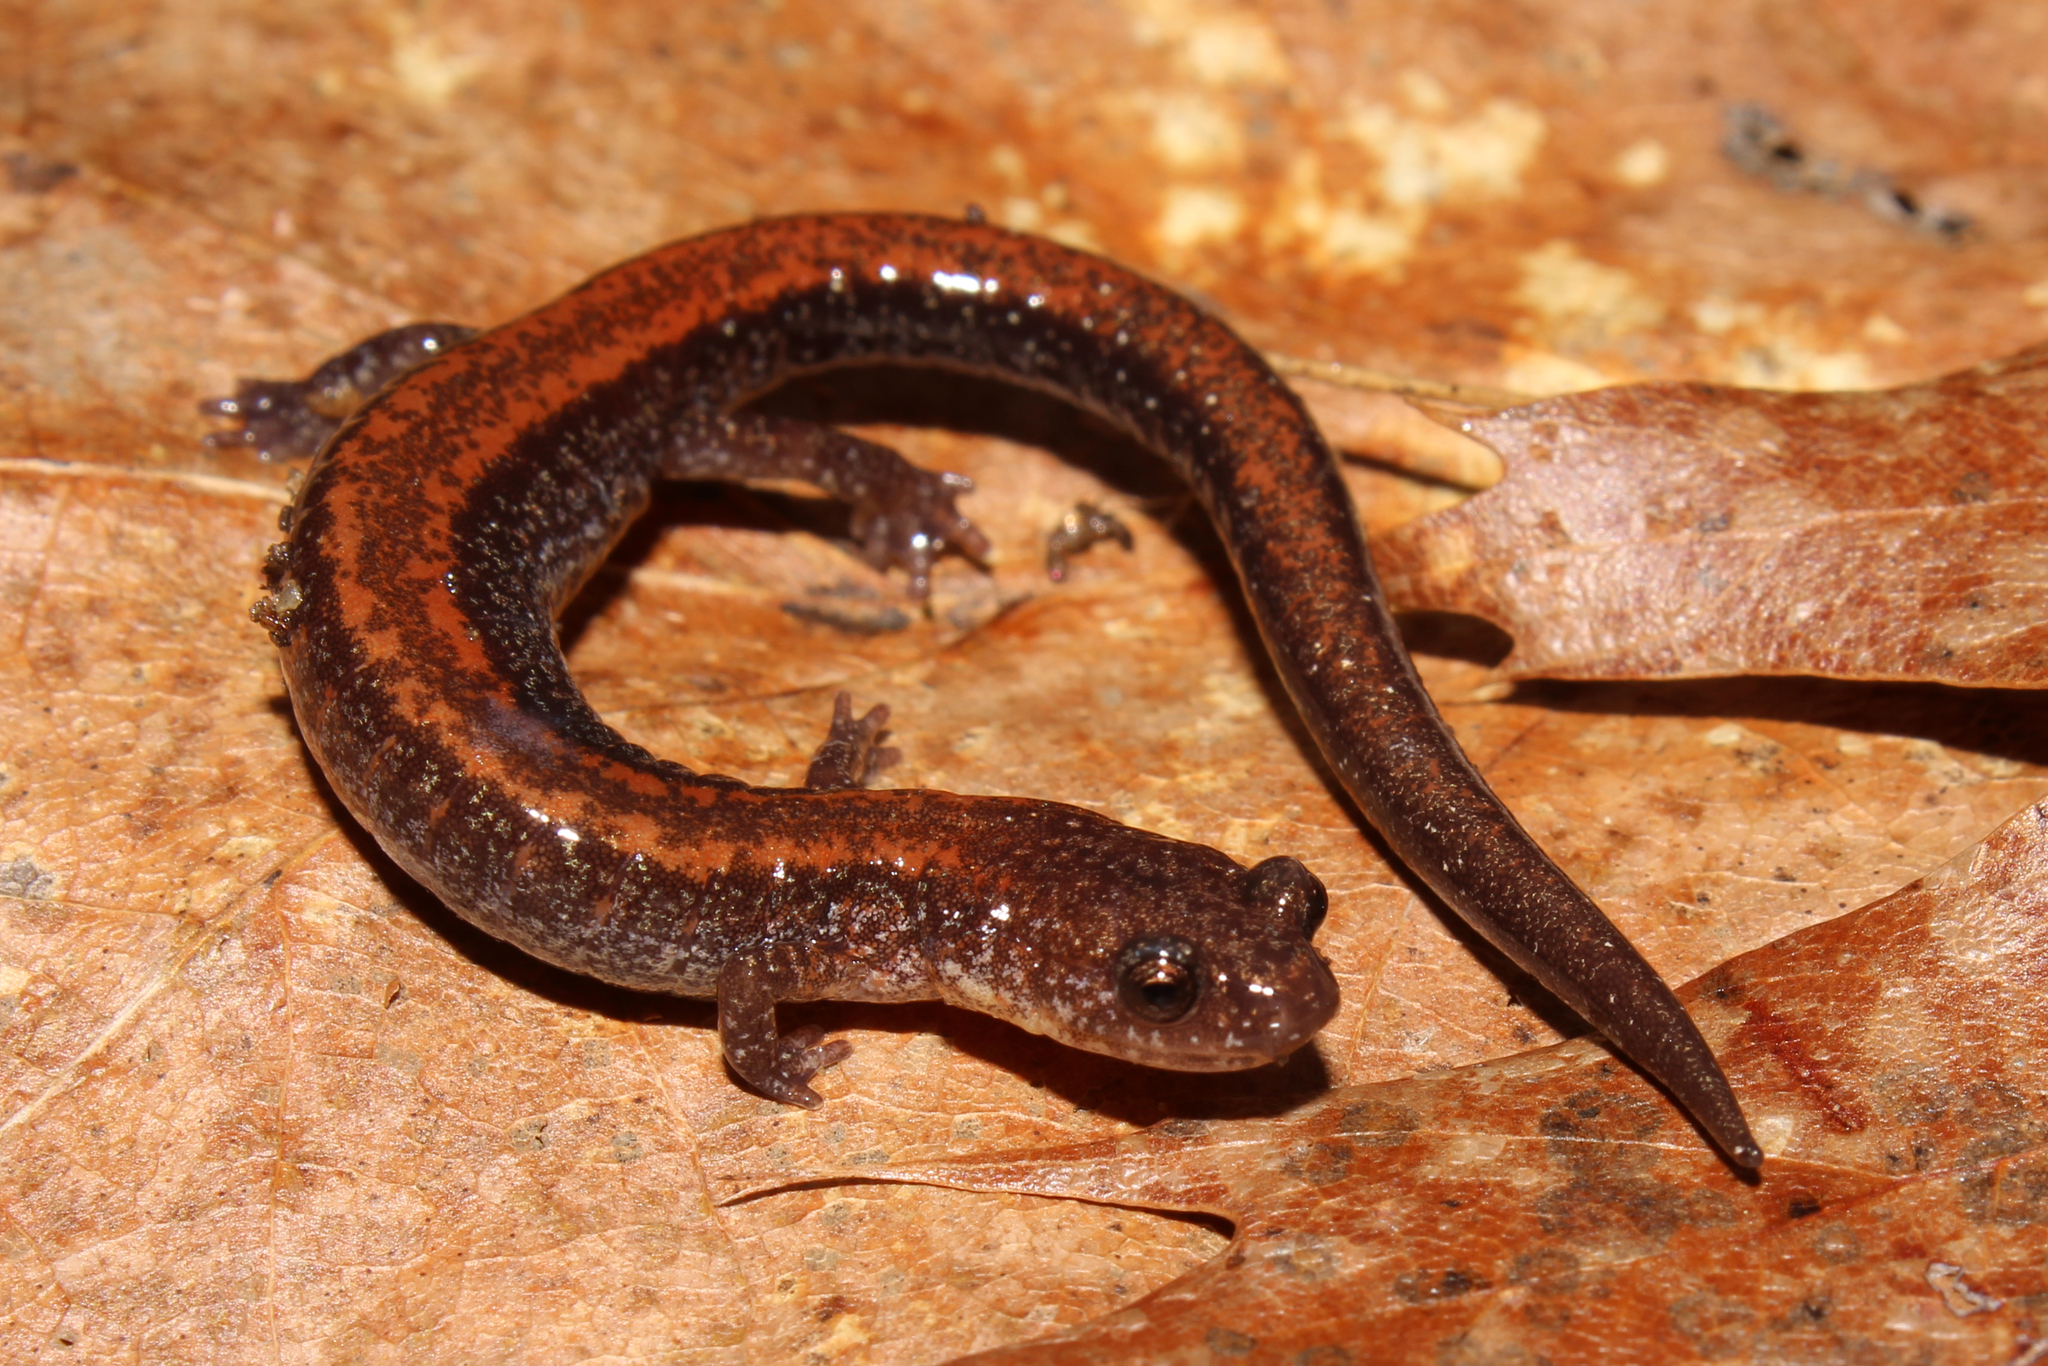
xmin=211 ymin=212 xmax=1760 ymax=1167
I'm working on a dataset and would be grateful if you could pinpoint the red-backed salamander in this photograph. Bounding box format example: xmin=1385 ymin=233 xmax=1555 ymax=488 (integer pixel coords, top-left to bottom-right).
xmin=211 ymin=212 xmax=1760 ymax=1168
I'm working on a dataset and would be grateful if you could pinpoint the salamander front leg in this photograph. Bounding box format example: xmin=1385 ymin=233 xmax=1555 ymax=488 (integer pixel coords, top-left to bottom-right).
xmin=716 ymin=956 xmax=853 ymax=1109
xmin=200 ymin=323 xmax=478 ymax=461
xmin=714 ymin=695 xmax=901 ymax=1105
xmin=662 ymin=412 xmax=991 ymax=598
xmin=804 ymin=691 xmax=899 ymax=791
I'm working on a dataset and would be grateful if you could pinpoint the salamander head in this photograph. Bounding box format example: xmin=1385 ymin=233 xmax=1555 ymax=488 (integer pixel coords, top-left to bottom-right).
xmin=935 ymin=819 xmax=1340 ymax=1072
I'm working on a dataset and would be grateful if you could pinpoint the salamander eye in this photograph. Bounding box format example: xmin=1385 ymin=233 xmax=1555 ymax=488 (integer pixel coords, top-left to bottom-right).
xmin=1116 ymin=935 xmax=1202 ymax=1023
xmin=1245 ymin=856 xmax=1328 ymax=937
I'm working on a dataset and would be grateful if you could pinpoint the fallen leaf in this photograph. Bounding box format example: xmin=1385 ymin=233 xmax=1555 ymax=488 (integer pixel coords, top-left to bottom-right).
xmin=5 ymin=1 xmax=2048 ymax=1360
xmin=8 ymin=387 xmax=2042 ymax=1359
xmin=756 ymin=796 xmax=2048 ymax=1364
xmin=1273 ymin=365 xmax=1511 ymax=489
xmin=1377 ymin=346 xmax=2048 ymax=687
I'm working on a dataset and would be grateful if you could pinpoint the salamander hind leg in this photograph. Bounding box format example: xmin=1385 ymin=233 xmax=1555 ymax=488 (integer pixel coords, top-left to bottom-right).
xmin=200 ymin=322 xmax=478 ymax=461
xmin=716 ymin=956 xmax=853 ymax=1108
xmin=662 ymin=412 xmax=991 ymax=598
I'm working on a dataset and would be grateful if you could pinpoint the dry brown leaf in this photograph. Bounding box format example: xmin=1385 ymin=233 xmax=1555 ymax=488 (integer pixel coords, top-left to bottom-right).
xmin=6 ymin=0 xmax=2048 ymax=1360
xmin=1376 ymin=345 xmax=2048 ymax=687
xmin=5 ymin=387 xmax=2044 ymax=1361
xmin=1275 ymin=368 xmax=1512 ymax=489
xmin=783 ymin=795 xmax=2048 ymax=1364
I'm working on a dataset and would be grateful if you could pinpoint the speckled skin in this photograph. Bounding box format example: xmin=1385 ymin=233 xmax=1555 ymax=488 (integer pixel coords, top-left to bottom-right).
xmin=235 ymin=213 xmax=1755 ymax=1165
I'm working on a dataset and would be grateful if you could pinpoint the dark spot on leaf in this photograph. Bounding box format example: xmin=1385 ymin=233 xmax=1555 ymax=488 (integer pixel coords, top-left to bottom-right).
xmin=1334 ymin=1099 xmax=1417 ymax=1146
xmin=4 ymin=151 xmax=77 ymax=193
xmin=1392 ymin=1266 xmax=1489 ymax=1303
xmin=0 ymin=857 xmax=56 ymax=901
xmin=1950 ymin=470 xmax=1993 ymax=503
xmin=1281 ymin=1140 xmax=1354 ymax=1187
xmin=1508 ymin=1247 xmax=1582 ymax=1293
xmin=1203 ymin=1327 xmax=1256 ymax=1356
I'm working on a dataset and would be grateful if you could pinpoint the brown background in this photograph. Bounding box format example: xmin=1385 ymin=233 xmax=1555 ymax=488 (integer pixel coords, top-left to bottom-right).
xmin=3 ymin=1 xmax=2046 ymax=1361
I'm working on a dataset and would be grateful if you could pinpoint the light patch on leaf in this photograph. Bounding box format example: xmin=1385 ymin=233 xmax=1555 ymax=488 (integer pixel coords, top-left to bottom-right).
xmin=1729 ymin=343 xmax=1874 ymax=392
xmin=1213 ymin=817 xmax=1284 ymax=863
xmin=1131 ymin=803 xmax=1197 ymax=842
xmin=987 ymin=143 xmax=1028 ymax=187
xmin=998 ymin=196 xmax=1043 ymax=231
xmin=1690 ymin=294 xmax=1882 ymax=389
xmin=212 ymin=835 xmax=277 ymax=864
xmin=1145 ymin=92 xmax=1245 ymax=171
xmin=385 ymin=19 xmax=488 ymax=107
xmin=1612 ymin=138 xmax=1671 ymax=187
xmin=1152 ymin=184 xmax=1246 ymax=251
xmin=1042 ymin=217 xmax=1105 ymax=252
xmin=1316 ymin=207 xmax=1425 ymax=278
xmin=1750 ymin=1110 xmax=1799 ymax=1157
xmin=1263 ymin=151 xmax=1426 ymax=281
xmin=1345 ymin=92 xmax=1547 ymax=207
xmin=1200 ymin=668 xmax=1269 ymax=720
xmin=1127 ymin=1 xmax=1293 ymax=87
xmin=1435 ymin=1132 xmax=1508 ymax=1165
xmin=811 ymin=1310 xmax=873 ymax=1356
xmin=1513 ymin=240 xmax=1668 ymax=343
xmin=1692 ymin=294 xmax=1767 ymax=336
xmin=1498 ymin=347 xmax=1611 ymax=395
xmin=1260 ymin=90 xmax=1542 ymax=282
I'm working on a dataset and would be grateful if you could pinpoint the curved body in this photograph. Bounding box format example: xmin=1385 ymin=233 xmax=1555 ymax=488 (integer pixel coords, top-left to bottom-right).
xmin=246 ymin=213 xmax=1756 ymax=1164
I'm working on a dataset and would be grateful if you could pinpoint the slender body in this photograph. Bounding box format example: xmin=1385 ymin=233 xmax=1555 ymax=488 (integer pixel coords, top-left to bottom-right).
xmin=223 ymin=213 xmax=1757 ymax=1166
